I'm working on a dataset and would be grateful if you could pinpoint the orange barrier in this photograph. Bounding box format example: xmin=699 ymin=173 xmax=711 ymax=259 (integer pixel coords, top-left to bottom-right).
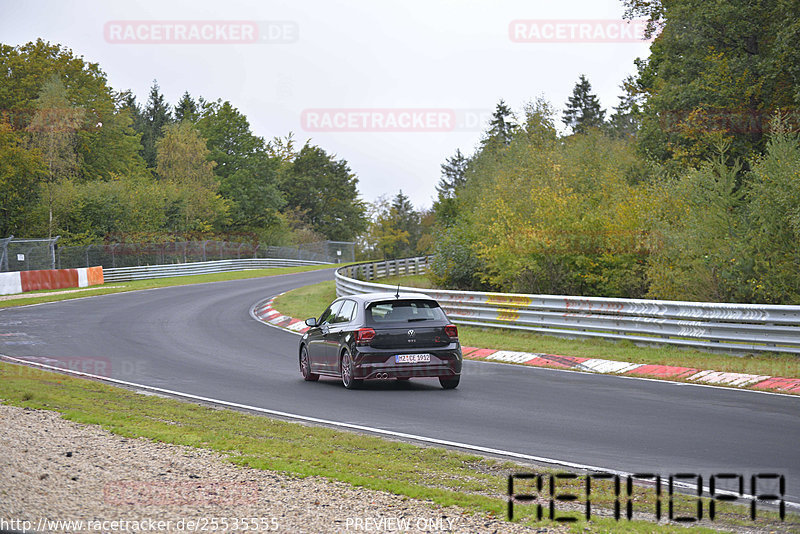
xmin=17 ymin=267 xmax=103 ymax=293
xmin=87 ymin=266 xmax=104 ymax=286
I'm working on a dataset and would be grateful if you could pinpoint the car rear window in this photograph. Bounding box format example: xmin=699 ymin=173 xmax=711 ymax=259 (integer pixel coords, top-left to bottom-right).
xmin=366 ymin=300 xmax=447 ymax=323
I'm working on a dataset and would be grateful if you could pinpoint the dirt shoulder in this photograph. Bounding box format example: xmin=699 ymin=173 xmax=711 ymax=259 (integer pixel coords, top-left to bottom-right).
xmin=0 ymin=404 xmax=554 ymax=534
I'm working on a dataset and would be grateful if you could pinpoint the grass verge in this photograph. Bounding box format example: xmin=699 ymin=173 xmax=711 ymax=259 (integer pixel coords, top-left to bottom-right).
xmin=0 ymin=264 xmax=337 ymax=309
xmin=1 ymin=361 xmax=794 ymax=533
xmin=274 ymin=276 xmax=800 ymax=381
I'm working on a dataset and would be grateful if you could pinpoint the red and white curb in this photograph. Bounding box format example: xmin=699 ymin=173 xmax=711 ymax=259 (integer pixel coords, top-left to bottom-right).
xmin=252 ymin=296 xmax=310 ymax=334
xmin=253 ymin=297 xmax=800 ymax=395
xmin=462 ymin=347 xmax=800 ymax=394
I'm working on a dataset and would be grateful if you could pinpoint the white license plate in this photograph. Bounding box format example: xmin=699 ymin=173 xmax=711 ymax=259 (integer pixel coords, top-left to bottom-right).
xmin=395 ymin=354 xmax=431 ymax=364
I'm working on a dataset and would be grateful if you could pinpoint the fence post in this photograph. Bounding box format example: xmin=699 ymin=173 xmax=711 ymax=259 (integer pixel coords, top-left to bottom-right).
xmin=51 ymin=236 xmax=60 ymax=270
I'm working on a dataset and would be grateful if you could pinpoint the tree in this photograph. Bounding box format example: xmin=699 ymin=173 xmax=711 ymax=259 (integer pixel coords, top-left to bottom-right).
xmin=562 ymin=75 xmax=606 ymax=134
xmin=279 ymin=143 xmax=366 ymax=241
xmin=25 ymin=76 xmax=84 ymax=237
xmin=646 ymin=142 xmax=746 ymax=302
xmin=390 ymin=191 xmax=421 ymax=257
xmin=0 ymin=120 xmax=46 ymax=235
xmin=606 ymin=75 xmax=643 ymax=138
xmin=174 ymin=91 xmax=198 ymax=122
xmin=625 ymin=0 xmax=800 ymax=166
xmin=433 ymin=148 xmax=469 ymax=226
xmin=156 ymin=122 xmax=228 ymax=232
xmin=0 ymin=40 xmax=147 ymax=183
xmin=141 ymin=80 xmax=172 ymax=168
xmin=266 ymin=132 xmax=298 ymax=164
xmin=481 ymin=100 xmax=517 ymax=149
xmin=436 ymin=149 xmax=468 ymax=199
xmin=363 ymin=196 xmax=409 ymax=259
xmin=195 ymin=99 xmax=284 ymax=231
xmin=744 ymin=116 xmax=800 ymax=303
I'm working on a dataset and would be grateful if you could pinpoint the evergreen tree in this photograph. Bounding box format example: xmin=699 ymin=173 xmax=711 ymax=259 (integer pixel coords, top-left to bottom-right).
xmin=482 ymin=100 xmax=517 ymax=148
xmin=174 ymin=91 xmax=198 ymax=122
xmin=436 ymin=149 xmax=468 ymax=199
xmin=562 ymin=75 xmax=606 ymax=134
xmin=391 ymin=190 xmax=421 ymax=256
xmin=606 ymin=75 xmax=642 ymax=138
xmin=118 ymin=90 xmax=143 ymax=131
xmin=434 ymin=148 xmax=469 ymax=226
xmin=141 ymin=80 xmax=172 ymax=168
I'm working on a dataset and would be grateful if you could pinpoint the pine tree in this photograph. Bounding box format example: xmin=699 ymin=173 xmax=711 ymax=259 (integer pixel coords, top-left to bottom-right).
xmin=141 ymin=80 xmax=172 ymax=168
xmin=482 ymin=100 xmax=517 ymax=148
xmin=436 ymin=148 xmax=468 ymax=199
xmin=434 ymin=149 xmax=470 ymax=226
xmin=174 ymin=91 xmax=198 ymax=122
xmin=562 ymin=75 xmax=606 ymax=134
xmin=118 ymin=90 xmax=146 ymax=147
xmin=391 ymin=190 xmax=420 ymax=256
xmin=606 ymin=75 xmax=642 ymax=138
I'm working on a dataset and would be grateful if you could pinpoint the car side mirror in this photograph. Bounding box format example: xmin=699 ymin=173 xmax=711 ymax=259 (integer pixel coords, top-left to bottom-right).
xmin=305 ymin=317 xmax=319 ymax=327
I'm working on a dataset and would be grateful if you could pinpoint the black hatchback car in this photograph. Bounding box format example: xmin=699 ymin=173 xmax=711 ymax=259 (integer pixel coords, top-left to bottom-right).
xmin=299 ymin=292 xmax=462 ymax=389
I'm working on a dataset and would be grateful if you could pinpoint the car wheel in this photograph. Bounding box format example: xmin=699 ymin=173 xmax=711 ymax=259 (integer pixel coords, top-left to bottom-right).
xmin=340 ymin=349 xmax=363 ymax=389
xmin=439 ymin=376 xmax=459 ymax=389
xmin=300 ymin=346 xmax=319 ymax=381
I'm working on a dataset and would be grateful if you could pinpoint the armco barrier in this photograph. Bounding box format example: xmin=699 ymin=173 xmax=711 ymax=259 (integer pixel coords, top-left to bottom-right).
xmin=103 ymin=258 xmax=330 ymax=282
xmin=0 ymin=266 xmax=104 ymax=296
xmin=335 ymin=257 xmax=800 ymax=355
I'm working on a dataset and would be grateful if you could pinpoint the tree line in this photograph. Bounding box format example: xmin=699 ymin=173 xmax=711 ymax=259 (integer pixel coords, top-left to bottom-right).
xmin=427 ymin=0 xmax=800 ymax=305
xmin=0 ymin=39 xmax=367 ymax=245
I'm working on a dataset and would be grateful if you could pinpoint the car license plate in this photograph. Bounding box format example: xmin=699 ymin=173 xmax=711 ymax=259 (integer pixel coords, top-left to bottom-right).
xmin=395 ymin=354 xmax=431 ymax=364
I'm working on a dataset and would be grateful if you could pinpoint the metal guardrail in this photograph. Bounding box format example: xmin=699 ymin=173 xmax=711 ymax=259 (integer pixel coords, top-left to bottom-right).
xmin=335 ymin=257 xmax=800 ymax=354
xmin=104 ymin=258 xmax=330 ymax=282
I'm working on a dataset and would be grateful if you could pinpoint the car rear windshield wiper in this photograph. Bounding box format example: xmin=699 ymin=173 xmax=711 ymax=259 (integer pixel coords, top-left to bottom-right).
xmin=407 ymin=318 xmax=429 ymax=322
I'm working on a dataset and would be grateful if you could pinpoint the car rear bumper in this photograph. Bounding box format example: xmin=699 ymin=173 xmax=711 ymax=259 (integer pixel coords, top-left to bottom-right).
xmin=352 ymin=347 xmax=462 ymax=379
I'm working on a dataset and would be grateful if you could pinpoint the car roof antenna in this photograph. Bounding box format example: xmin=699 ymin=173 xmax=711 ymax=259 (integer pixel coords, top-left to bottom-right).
xmin=395 ymin=283 xmax=400 ymax=299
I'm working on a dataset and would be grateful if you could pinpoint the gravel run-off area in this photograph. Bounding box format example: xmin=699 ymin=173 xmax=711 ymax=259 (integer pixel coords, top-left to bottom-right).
xmin=0 ymin=403 xmax=560 ymax=534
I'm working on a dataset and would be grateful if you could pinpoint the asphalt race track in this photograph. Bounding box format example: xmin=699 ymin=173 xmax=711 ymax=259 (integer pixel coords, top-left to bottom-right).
xmin=2 ymin=268 xmax=799 ymax=505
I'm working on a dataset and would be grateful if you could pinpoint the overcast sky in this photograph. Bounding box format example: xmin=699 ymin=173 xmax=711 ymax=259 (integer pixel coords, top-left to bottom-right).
xmin=1 ymin=0 xmax=652 ymax=209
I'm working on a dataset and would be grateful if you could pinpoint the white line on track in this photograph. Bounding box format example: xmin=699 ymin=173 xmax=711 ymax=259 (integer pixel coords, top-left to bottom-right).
xmin=2 ymin=352 xmax=798 ymax=511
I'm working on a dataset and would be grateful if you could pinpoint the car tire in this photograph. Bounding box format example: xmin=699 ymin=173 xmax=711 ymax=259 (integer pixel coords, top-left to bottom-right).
xmin=300 ymin=345 xmax=319 ymax=382
xmin=439 ymin=376 xmax=459 ymax=389
xmin=340 ymin=349 xmax=363 ymax=389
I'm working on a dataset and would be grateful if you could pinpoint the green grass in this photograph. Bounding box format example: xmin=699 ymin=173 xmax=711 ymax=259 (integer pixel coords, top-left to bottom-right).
xmin=2 ymin=361 xmax=793 ymax=533
xmin=0 ymin=264 xmax=337 ymax=309
xmin=273 ymin=279 xmax=337 ymax=320
xmin=274 ymin=276 xmax=800 ymax=381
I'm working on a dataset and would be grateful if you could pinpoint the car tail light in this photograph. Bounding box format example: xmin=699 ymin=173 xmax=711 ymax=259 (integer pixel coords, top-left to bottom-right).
xmin=356 ymin=327 xmax=376 ymax=345
xmin=444 ymin=325 xmax=458 ymax=339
